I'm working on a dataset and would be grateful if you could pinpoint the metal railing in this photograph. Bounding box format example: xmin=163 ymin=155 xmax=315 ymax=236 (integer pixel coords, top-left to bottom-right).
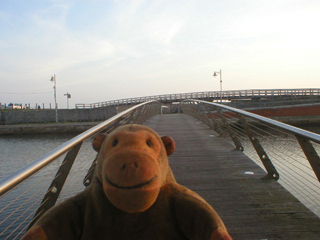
xmin=180 ymin=99 xmax=320 ymax=217
xmin=1 ymin=97 xmax=320 ymax=239
xmin=75 ymin=88 xmax=320 ymax=109
xmin=0 ymin=101 xmax=160 ymax=240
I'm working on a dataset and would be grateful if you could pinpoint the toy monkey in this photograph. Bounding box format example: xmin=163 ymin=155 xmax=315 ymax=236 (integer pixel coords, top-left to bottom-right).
xmin=22 ymin=124 xmax=232 ymax=240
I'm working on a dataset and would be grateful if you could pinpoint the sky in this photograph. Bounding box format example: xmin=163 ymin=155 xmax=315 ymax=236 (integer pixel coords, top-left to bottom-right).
xmin=1 ymin=0 xmax=320 ymax=109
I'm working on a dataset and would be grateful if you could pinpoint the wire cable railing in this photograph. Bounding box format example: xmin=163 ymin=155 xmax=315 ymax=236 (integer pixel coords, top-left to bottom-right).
xmin=0 ymin=100 xmax=160 ymax=239
xmin=180 ymin=99 xmax=320 ymax=217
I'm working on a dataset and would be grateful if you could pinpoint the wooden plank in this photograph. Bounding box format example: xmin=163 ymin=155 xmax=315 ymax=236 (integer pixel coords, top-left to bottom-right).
xmin=144 ymin=114 xmax=320 ymax=240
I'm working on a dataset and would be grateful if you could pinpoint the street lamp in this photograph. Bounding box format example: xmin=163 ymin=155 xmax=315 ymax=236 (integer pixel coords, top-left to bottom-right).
xmin=213 ymin=69 xmax=222 ymax=103
xmin=64 ymin=92 xmax=71 ymax=109
xmin=50 ymin=74 xmax=58 ymax=123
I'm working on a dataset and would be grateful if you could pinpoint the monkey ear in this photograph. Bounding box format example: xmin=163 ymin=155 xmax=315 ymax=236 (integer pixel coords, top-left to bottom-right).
xmin=161 ymin=136 xmax=175 ymax=156
xmin=92 ymin=133 xmax=108 ymax=152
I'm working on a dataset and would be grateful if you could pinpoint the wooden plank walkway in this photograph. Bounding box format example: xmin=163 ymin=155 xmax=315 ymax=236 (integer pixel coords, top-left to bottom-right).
xmin=144 ymin=114 xmax=320 ymax=240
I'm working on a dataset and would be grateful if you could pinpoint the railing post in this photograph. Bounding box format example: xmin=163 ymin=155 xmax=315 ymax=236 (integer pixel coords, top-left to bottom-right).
xmin=195 ymin=103 xmax=209 ymax=124
xmin=83 ymin=155 xmax=97 ymax=187
xmin=203 ymin=104 xmax=224 ymax=136
xmin=216 ymin=107 xmax=244 ymax=151
xmin=296 ymin=135 xmax=320 ymax=182
xmin=185 ymin=102 xmax=196 ymax=118
xmin=29 ymin=142 xmax=82 ymax=228
xmin=140 ymin=103 xmax=159 ymax=123
xmin=238 ymin=114 xmax=279 ymax=180
xmin=130 ymin=107 xmax=143 ymax=124
xmin=137 ymin=104 xmax=152 ymax=123
xmin=125 ymin=108 xmax=137 ymax=124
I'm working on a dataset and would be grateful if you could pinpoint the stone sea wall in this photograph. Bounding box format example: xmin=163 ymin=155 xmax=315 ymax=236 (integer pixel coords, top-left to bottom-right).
xmin=0 ymin=106 xmax=117 ymax=125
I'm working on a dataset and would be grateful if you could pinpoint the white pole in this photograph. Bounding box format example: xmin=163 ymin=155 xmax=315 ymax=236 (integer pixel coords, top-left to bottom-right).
xmin=65 ymin=92 xmax=70 ymax=109
xmin=67 ymin=93 xmax=69 ymax=109
xmin=220 ymin=69 xmax=222 ymax=103
xmin=55 ymin=75 xmax=58 ymax=122
xmin=51 ymin=74 xmax=58 ymax=123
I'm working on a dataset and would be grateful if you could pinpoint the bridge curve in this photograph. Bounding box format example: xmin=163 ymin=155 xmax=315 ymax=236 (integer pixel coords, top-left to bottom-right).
xmin=75 ymin=88 xmax=320 ymax=109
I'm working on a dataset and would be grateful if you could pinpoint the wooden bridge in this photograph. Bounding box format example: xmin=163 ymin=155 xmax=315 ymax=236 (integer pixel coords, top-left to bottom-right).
xmin=75 ymin=88 xmax=320 ymax=109
xmin=145 ymin=114 xmax=320 ymax=240
xmin=1 ymin=100 xmax=320 ymax=239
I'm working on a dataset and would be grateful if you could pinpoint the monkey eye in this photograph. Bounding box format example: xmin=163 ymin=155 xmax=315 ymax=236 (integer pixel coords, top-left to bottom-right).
xmin=112 ymin=139 xmax=118 ymax=147
xmin=146 ymin=140 xmax=152 ymax=147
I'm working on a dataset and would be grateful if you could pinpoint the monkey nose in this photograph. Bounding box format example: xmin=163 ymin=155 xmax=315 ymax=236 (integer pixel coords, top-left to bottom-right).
xmin=121 ymin=162 xmax=139 ymax=170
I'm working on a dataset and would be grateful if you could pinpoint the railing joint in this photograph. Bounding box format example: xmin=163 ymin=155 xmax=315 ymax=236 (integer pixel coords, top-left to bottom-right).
xmin=261 ymin=173 xmax=280 ymax=181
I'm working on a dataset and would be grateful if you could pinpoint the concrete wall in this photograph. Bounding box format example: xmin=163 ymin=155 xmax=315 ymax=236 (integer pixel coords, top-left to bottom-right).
xmin=0 ymin=106 xmax=117 ymax=125
xmin=245 ymin=104 xmax=320 ymax=126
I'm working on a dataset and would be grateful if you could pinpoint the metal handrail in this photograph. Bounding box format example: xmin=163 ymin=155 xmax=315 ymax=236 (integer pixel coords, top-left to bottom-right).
xmin=0 ymin=101 xmax=160 ymax=197
xmin=180 ymin=99 xmax=320 ymax=217
xmin=181 ymin=99 xmax=320 ymax=182
xmin=183 ymin=99 xmax=320 ymax=144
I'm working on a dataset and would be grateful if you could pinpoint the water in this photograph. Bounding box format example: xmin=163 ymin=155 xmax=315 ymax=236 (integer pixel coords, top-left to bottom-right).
xmin=0 ymin=133 xmax=97 ymax=239
xmin=1 ymin=126 xmax=320 ymax=238
xmin=0 ymin=134 xmax=78 ymax=178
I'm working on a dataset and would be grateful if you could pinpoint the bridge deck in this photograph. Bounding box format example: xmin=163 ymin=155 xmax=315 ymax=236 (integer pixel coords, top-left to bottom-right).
xmin=144 ymin=114 xmax=320 ymax=240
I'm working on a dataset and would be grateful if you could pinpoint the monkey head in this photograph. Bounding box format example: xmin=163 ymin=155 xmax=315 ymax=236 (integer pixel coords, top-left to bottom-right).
xmin=92 ymin=124 xmax=175 ymax=213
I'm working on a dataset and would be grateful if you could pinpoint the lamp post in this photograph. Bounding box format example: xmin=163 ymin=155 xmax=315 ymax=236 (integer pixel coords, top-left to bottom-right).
xmin=213 ymin=69 xmax=222 ymax=103
xmin=64 ymin=92 xmax=71 ymax=109
xmin=50 ymin=74 xmax=58 ymax=123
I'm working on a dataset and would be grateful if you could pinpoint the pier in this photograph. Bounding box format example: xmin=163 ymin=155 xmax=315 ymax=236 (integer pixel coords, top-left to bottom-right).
xmin=145 ymin=114 xmax=320 ymax=239
xmin=2 ymin=88 xmax=320 ymax=127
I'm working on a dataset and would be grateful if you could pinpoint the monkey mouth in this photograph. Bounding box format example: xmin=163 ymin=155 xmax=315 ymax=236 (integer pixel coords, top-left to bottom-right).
xmin=105 ymin=176 xmax=158 ymax=190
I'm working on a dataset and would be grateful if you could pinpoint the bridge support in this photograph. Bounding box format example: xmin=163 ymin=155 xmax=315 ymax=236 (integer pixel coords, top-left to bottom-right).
xmin=238 ymin=114 xmax=279 ymax=180
xmin=29 ymin=142 xmax=82 ymax=228
xmin=216 ymin=107 xmax=244 ymax=151
xmin=296 ymin=135 xmax=320 ymax=182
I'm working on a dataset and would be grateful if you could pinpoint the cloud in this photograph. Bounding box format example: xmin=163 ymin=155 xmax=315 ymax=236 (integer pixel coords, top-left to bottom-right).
xmin=143 ymin=15 xmax=185 ymax=46
xmin=1 ymin=0 xmax=320 ymax=107
xmin=1 ymin=3 xmax=118 ymax=75
xmin=109 ymin=1 xmax=190 ymax=54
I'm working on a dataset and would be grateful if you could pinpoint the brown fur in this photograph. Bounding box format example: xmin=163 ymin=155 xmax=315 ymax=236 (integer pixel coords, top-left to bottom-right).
xmin=22 ymin=124 xmax=231 ymax=240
